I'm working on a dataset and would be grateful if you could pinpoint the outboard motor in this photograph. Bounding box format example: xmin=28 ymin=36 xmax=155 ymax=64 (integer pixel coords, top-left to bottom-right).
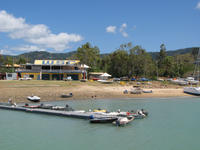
xmin=141 ymin=109 xmax=148 ymax=116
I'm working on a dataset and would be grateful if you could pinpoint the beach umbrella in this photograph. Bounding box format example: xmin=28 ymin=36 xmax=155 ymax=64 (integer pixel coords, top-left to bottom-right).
xmin=100 ymin=73 xmax=111 ymax=80
xmin=81 ymin=64 xmax=90 ymax=69
xmin=100 ymin=73 xmax=111 ymax=77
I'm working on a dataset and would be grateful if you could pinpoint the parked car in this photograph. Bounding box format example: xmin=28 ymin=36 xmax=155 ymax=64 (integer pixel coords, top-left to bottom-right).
xmin=138 ymin=77 xmax=149 ymax=82
xmin=92 ymin=78 xmax=100 ymax=81
xmin=131 ymin=77 xmax=136 ymax=81
xmin=113 ymin=78 xmax=120 ymax=81
xmin=120 ymin=77 xmax=129 ymax=81
xmin=19 ymin=77 xmax=32 ymax=80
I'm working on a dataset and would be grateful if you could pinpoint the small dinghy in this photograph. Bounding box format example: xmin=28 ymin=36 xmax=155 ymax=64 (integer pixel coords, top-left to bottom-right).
xmin=90 ymin=117 xmax=118 ymax=123
xmin=112 ymin=116 xmax=134 ymax=126
xmin=143 ymin=90 xmax=153 ymax=93
xmin=23 ymin=103 xmax=41 ymax=108
xmin=128 ymin=109 xmax=148 ymax=119
xmin=40 ymin=103 xmax=53 ymax=109
xmin=61 ymin=93 xmax=73 ymax=98
xmin=27 ymin=95 xmax=40 ymax=102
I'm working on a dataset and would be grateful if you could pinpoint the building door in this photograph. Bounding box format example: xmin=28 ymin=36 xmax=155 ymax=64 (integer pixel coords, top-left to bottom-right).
xmin=42 ymin=74 xmax=50 ymax=80
xmin=37 ymin=75 xmax=40 ymax=80
xmin=52 ymin=74 xmax=63 ymax=80
xmin=70 ymin=74 xmax=79 ymax=80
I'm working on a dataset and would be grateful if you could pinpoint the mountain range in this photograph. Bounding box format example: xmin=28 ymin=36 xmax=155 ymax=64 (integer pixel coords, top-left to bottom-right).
xmin=1 ymin=47 xmax=199 ymax=63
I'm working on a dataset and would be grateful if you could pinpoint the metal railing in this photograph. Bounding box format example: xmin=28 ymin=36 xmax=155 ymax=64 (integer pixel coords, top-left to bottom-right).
xmin=15 ymin=69 xmax=86 ymax=73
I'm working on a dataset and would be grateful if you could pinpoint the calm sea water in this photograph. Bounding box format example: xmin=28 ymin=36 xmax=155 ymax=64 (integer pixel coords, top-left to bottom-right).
xmin=0 ymin=97 xmax=200 ymax=150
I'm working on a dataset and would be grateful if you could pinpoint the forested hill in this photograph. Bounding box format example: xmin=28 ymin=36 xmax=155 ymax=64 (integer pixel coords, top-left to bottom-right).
xmin=149 ymin=47 xmax=199 ymax=59
xmin=1 ymin=47 xmax=199 ymax=63
xmin=16 ymin=51 xmax=77 ymax=63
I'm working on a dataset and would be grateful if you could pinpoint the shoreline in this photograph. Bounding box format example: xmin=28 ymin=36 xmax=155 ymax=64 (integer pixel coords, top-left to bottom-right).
xmin=0 ymin=80 xmax=191 ymax=103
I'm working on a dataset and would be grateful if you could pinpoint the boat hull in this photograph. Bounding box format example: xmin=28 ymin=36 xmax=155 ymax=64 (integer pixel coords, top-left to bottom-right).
xmin=90 ymin=117 xmax=118 ymax=123
xmin=27 ymin=99 xmax=40 ymax=102
xmin=183 ymin=87 xmax=200 ymax=96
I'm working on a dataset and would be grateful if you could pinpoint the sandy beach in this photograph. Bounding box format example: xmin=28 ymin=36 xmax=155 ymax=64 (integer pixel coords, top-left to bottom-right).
xmin=0 ymin=80 xmax=190 ymax=103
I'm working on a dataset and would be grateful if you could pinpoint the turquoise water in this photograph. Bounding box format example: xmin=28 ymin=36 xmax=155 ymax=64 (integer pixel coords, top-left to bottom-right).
xmin=0 ymin=97 xmax=200 ymax=150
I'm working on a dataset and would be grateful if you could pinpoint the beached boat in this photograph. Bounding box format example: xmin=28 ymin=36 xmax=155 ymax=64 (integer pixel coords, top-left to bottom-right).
xmin=171 ymin=79 xmax=188 ymax=85
xmin=90 ymin=117 xmax=118 ymax=123
xmin=184 ymin=48 xmax=200 ymax=96
xmin=130 ymin=90 xmax=142 ymax=94
xmin=143 ymin=90 xmax=153 ymax=93
xmin=61 ymin=93 xmax=73 ymax=98
xmin=27 ymin=96 xmax=40 ymax=102
xmin=97 ymin=80 xmax=113 ymax=84
xmin=183 ymin=87 xmax=200 ymax=95
xmin=130 ymin=86 xmax=142 ymax=94
xmin=185 ymin=77 xmax=199 ymax=85
xmin=112 ymin=116 xmax=134 ymax=126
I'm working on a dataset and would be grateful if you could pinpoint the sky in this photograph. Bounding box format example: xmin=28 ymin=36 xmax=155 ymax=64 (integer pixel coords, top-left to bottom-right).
xmin=0 ymin=0 xmax=200 ymax=55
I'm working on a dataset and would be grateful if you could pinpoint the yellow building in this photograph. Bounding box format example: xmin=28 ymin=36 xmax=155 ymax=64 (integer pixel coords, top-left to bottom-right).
xmin=16 ymin=60 xmax=88 ymax=80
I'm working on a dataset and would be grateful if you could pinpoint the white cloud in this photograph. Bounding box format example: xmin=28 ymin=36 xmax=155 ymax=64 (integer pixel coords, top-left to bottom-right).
xmin=106 ymin=25 xmax=116 ymax=33
xmin=119 ymin=23 xmax=128 ymax=37
xmin=0 ymin=10 xmax=83 ymax=52
xmin=0 ymin=49 xmax=15 ymax=55
xmin=121 ymin=23 xmax=127 ymax=29
xmin=0 ymin=10 xmax=27 ymax=32
xmin=196 ymin=2 xmax=200 ymax=9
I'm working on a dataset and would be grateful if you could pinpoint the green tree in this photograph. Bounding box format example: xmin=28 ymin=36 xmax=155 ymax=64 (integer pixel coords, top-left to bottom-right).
xmin=162 ymin=56 xmax=175 ymax=77
xmin=158 ymin=44 xmax=167 ymax=76
xmin=0 ymin=55 xmax=4 ymax=65
xmin=108 ymin=50 xmax=129 ymax=77
xmin=99 ymin=55 xmax=111 ymax=72
xmin=76 ymin=42 xmax=100 ymax=71
xmin=128 ymin=45 xmax=156 ymax=78
xmin=17 ymin=57 xmax=27 ymax=64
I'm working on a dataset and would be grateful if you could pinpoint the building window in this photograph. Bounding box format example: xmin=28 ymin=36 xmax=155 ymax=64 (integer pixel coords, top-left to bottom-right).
xmin=8 ymin=74 xmax=12 ymax=77
xmin=30 ymin=75 xmax=34 ymax=78
xmin=26 ymin=66 xmax=32 ymax=70
xmin=42 ymin=66 xmax=50 ymax=70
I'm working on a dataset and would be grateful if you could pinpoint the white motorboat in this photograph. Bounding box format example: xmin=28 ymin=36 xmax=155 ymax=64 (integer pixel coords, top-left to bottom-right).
xmin=27 ymin=96 xmax=40 ymax=102
xmin=97 ymin=80 xmax=113 ymax=84
xmin=184 ymin=48 xmax=200 ymax=95
xmin=185 ymin=77 xmax=199 ymax=85
xmin=183 ymin=87 xmax=200 ymax=95
xmin=112 ymin=116 xmax=134 ymax=126
xmin=171 ymin=79 xmax=188 ymax=85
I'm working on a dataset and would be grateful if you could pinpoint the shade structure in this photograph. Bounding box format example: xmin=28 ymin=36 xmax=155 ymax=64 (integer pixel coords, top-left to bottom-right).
xmin=80 ymin=64 xmax=90 ymax=69
xmin=100 ymin=73 xmax=111 ymax=80
xmin=100 ymin=73 xmax=111 ymax=77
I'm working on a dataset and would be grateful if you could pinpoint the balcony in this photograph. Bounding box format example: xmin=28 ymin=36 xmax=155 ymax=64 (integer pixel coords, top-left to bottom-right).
xmin=15 ymin=69 xmax=86 ymax=73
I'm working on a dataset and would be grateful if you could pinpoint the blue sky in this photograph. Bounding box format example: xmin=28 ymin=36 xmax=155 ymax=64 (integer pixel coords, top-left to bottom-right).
xmin=0 ymin=0 xmax=200 ymax=55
